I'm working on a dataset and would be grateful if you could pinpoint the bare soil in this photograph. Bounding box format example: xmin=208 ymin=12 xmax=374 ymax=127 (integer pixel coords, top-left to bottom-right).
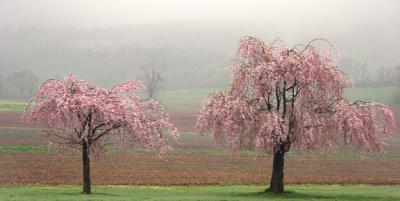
xmin=1 ymin=105 xmax=400 ymax=185
xmin=1 ymin=152 xmax=399 ymax=185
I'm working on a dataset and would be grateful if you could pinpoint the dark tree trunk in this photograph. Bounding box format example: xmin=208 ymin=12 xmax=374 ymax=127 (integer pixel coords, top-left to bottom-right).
xmin=266 ymin=148 xmax=285 ymax=194
xmin=148 ymin=89 xmax=154 ymax=99
xmin=82 ymin=141 xmax=91 ymax=194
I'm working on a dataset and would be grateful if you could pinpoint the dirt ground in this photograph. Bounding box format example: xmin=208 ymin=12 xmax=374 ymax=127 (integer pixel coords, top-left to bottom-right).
xmin=0 ymin=111 xmax=197 ymax=132
xmin=1 ymin=105 xmax=400 ymax=185
xmin=1 ymin=152 xmax=399 ymax=185
xmin=5 ymin=103 xmax=400 ymax=131
xmin=0 ymin=112 xmax=24 ymax=128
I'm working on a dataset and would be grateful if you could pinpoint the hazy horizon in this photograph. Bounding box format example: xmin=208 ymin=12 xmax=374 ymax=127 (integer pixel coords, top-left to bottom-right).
xmin=1 ymin=0 xmax=400 ymax=90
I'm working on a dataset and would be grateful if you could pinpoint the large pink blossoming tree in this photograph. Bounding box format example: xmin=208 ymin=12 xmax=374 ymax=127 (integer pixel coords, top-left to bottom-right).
xmin=23 ymin=75 xmax=178 ymax=194
xmin=196 ymin=37 xmax=395 ymax=194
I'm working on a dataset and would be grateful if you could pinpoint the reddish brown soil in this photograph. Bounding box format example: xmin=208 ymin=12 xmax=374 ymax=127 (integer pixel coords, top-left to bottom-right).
xmin=0 ymin=111 xmax=197 ymax=132
xmin=3 ymin=103 xmax=400 ymax=131
xmin=0 ymin=112 xmax=24 ymax=127
xmin=1 ymin=152 xmax=399 ymax=185
xmin=169 ymin=111 xmax=197 ymax=132
xmin=1 ymin=105 xmax=400 ymax=185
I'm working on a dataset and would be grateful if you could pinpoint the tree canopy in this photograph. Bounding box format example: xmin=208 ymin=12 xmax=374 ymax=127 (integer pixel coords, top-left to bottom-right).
xmin=196 ymin=36 xmax=395 ymax=154
xmin=23 ymin=75 xmax=178 ymax=156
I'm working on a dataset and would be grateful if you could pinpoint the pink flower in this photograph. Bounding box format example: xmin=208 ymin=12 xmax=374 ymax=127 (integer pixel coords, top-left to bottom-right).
xmin=22 ymin=75 xmax=178 ymax=157
xmin=196 ymin=36 xmax=395 ymax=153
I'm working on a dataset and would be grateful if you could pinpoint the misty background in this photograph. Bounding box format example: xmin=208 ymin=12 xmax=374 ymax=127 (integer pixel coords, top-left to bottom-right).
xmin=1 ymin=0 xmax=400 ymax=99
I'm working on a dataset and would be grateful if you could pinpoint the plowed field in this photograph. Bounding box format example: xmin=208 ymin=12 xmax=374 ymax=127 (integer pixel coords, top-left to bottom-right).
xmin=1 ymin=104 xmax=400 ymax=185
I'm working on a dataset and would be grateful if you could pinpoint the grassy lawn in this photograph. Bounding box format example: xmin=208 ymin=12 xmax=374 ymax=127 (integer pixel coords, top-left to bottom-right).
xmin=155 ymin=87 xmax=224 ymax=112
xmin=0 ymin=86 xmax=397 ymax=113
xmin=0 ymin=184 xmax=399 ymax=201
xmin=0 ymin=145 xmax=50 ymax=153
xmin=1 ymin=130 xmax=399 ymax=159
xmin=345 ymin=86 xmax=398 ymax=104
xmin=0 ymin=100 xmax=25 ymax=112
xmin=157 ymin=86 xmax=399 ymax=112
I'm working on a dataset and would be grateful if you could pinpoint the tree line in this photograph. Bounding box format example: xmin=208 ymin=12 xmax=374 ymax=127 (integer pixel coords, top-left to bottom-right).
xmin=0 ymin=69 xmax=39 ymax=99
xmin=340 ymin=58 xmax=400 ymax=87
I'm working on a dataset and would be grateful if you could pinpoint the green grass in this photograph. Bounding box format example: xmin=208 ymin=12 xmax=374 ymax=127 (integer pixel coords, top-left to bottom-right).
xmin=0 ymin=184 xmax=399 ymax=201
xmin=0 ymin=86 xmax=397 ymax=113
xmin=0 ymin=100 xmax=25 ymax=112
xmin=155 ymin=87 xmax=224 ymax=112
xmin=345 ymin=86 xmax=398 ymax=104
xmin=0 ymin=145 xmax=50 ymax=153
xmin=155 ymin=86 xmax=399 ymax=111
xmin=1 ymin=130 xmax=399 ymax=159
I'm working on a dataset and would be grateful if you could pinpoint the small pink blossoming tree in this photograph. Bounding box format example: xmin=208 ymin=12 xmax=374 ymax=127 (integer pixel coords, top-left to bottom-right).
xmin=22 ymin=75 xmax=178 ymax=194
xmin=196 ymin=37 xmax=396 ymax=194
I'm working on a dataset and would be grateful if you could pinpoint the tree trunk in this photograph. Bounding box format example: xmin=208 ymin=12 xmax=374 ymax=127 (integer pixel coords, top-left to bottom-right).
xmin=266 ymin=149 xmax=285 ymax=194
xmin=82 ymin=141 xmax=91 ymax=194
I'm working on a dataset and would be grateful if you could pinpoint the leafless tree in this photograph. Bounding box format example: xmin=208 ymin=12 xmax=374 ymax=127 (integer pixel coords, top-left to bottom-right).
xmin=139 ymin=63 xmax=164 ymax=99
xmin=5 ymin=70 xmax=39 ymax=98
xmin=340 ymin=58 xmax=370 ymax=87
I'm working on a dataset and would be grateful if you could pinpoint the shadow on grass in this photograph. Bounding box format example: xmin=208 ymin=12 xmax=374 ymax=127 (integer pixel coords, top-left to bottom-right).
xmin=59 ymin=192 xmax=121 ymax=197
xmin=222 ymin=190 xmax=392 ymax=201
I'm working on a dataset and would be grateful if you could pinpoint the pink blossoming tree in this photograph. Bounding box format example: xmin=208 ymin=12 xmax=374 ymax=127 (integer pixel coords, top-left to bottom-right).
xmin=196 ymin=37 xmax=395 ymax=194
xmin=22 ymin=75 xmax=178 ymax=194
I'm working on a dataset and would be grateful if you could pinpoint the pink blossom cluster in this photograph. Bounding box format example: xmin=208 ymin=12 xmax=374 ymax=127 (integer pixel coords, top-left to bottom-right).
xmin=196 ymin=36 xmax=395 ymax=153
xmin=23 ymin=75 xmax=178 ymax=156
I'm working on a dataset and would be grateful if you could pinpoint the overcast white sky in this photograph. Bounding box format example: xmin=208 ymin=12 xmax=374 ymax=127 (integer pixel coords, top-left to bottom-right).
xmin=1 ymin=0 xmax=399 ymax=27
xmin=1 ymin=0 xmax=400 ymax=67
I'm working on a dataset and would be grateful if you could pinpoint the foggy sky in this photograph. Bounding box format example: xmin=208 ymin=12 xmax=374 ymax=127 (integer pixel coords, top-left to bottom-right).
xmin=1 ymin=0 xmax=400 ymax=87
xmin=2 ymin=0 xmax=399 ymax=28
